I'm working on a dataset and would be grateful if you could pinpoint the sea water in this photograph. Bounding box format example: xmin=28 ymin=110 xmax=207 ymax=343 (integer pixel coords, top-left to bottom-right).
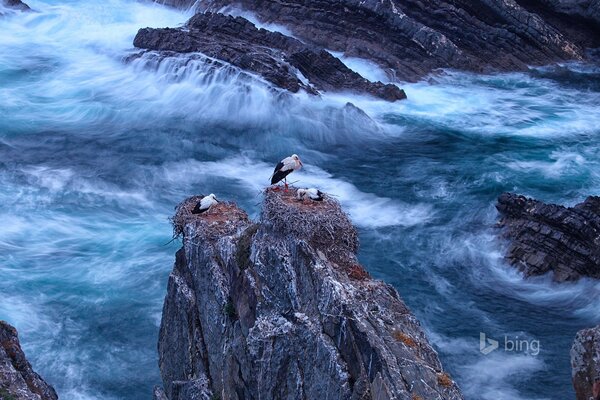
xmin=1 ymin=1 xmax=600 ymax=399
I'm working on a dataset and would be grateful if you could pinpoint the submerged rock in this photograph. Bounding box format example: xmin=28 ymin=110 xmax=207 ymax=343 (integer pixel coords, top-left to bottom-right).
xmin=0 ymin=321 xmax=58 ymax=400
xmin=133 ymin=12 xmax=406 ymax=101
xmin=156 ymin=189 xmax=463 ymax=399
xmin=496 ymin=192 xmax=600 ymax=281
xmin=571 ymin=325 xmax=600 ymax=400
xmin=194 ymin=0 xmax=598 ymax=82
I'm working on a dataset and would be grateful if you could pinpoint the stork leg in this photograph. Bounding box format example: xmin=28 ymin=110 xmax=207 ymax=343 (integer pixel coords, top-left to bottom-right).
xmin=284 ymin=177 xmax=288 ymax=192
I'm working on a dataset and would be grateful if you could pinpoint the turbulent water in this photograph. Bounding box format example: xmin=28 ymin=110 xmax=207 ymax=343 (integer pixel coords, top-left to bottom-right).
xmin=1 ymin=1 xmax=600 ymax=399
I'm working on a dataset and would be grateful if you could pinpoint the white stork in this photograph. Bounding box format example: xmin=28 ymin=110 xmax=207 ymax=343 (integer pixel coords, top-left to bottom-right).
xmin=297 ymin=188 xmax=324 ymax=201
xmin=270 ymin=154 xmax=303 ymax=189
xmin=192 ymin=193 xmax=218 ymax=214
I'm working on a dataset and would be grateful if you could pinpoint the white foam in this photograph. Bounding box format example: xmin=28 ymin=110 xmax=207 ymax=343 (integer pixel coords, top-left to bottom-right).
xmin=160 ymin=156 xmax=433 ymax=228
xmin=328 ymin=50 xmax=390 ymax=83
xmin=506 ymin=151 xmax=586 ymax=178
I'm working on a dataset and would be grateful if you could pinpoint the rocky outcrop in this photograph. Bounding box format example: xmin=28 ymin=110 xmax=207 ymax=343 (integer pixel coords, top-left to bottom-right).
xmin=539 ymin=0 xmax=600 ymax=25
xmin=495 ymin=192 xmax=600 ymax=282
xmin=133 ymin=13 xmax=406 ymax=101
xmin=571 ymin=325 xmax=600 ymax=400
xmin=193 ymin=0 xmax=598 ymax=82
xmin=0 ymin=0 xmax=30 ymax=12
xmin=155 ymin=189 xmax=463 ymax=400
xmin=0 ymin=321 xmax=58 ymax=400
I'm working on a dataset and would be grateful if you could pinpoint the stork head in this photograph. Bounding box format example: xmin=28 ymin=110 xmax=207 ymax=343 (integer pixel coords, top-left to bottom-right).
xmin=291 ymin=154 xmax=303 ymax=167
xmin=296 ymin=188 xmax=307 ymax=200
xmin=207 ymin=193 xmax=217 ymax=201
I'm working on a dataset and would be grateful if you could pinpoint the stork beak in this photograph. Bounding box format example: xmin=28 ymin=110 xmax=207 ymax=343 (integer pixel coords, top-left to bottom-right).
xmin=299 ymin=161 xmax=303 ymax=166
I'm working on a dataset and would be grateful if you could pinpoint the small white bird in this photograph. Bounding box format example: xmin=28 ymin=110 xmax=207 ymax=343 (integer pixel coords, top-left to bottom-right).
xmin=297 ymin=188 xmax=324 ymax=201
xmin=271 ymin=154 xmax=303 ymax=189
xmin=192 ymin=193 xmax=218 ymax=214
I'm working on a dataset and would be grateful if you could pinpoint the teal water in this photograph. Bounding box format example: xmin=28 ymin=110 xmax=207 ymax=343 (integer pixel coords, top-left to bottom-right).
xmin=1 ymin=1 xmax=600 ymax=399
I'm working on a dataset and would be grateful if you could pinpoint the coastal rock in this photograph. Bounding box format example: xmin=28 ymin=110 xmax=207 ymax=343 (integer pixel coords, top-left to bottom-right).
xmin=1 ymin=0 xmax=30 ymax=12
xmin=133 ymin=12 xmax=406 ymax=101
xmin=155 ymin=189 xmax=463 ymax=399
xmin=153 ymin=0 xmax=197 ymax=10
xmin=540 ymin=0 xmax=600 ymax=25
xmin=495 ymin=192 xmax=600 ymax=281
xmin=0 ymin=321 xmax=58 ymax=400
xmin=571 ymin=325 xmax=600 ymax=400
xmin=195 ymin=0 xmax=596 ymax=82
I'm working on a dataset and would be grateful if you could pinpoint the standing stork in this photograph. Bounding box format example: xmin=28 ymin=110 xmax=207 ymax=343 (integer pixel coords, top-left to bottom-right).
xmin=270 ymin=154 xmax=303 ymax=189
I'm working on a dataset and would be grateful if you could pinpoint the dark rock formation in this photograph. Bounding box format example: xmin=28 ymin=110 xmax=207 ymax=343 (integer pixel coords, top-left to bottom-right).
xmin=133 ymin=12 xmax=406 ymax=101
xmin=571 ymin=325 xmax=600 ymax=400
xmin=540 ymin=0 xmax=600 ymax=25
xmin=156 ymin=189 xmax=463 ymax=400
xmin=153 ymin=0 xmax=197 ymax=9
xmin=0 ymin=321 xmax=58 ymax=400
xmin=495 ymin=192 xmax=600 ymax=282
xmin=192 ymin=0 xmax=599 ymax=82
xmin=1 ymin=0 xmax=30 ymax=12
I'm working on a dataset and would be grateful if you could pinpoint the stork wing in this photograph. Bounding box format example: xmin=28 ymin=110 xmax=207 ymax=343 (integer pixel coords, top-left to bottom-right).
xmin=271 ymin=168 xmax=293 ymax=185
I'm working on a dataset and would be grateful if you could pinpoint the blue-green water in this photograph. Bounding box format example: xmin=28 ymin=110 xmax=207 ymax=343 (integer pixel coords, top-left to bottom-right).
xmin=1 ymin=1 xmax=600 ymax=399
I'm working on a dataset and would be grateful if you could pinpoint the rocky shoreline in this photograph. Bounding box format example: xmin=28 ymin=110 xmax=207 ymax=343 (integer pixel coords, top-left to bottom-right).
xmin=133 ymin=12 xmax=406 ymax=101
xmin=151 ymin=0 xmax=599 ymax=82
xmin=153 ymin=189 xmax=463 ymax=400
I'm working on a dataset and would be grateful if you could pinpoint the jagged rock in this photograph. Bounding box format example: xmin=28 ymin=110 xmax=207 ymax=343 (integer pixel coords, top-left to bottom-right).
xmin=0 ymin=321 xmax=58 ymax=400
xmin=153 ymin=0 xmax=197 ymax=9
xmin=133 ymin=12 xmax=406 ymax=101
xmin=155 ymin=189 xmax=463 ymax=400
xmin=1 ymin=0 xmax=30 ymax=12
xmin=192 ymin=0 xmax=597 ymax=81
xmin=495 ymin=192 xmax=600 ymax=282
xmin=571 ymin=325 xmax=600 ymax=400
xmin=539 ymin=0 xmax=600 ymax=25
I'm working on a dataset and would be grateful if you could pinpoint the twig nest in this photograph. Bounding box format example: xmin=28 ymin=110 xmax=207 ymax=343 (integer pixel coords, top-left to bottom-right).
xmin=261 ymin=187 xmax=359 ymax=257
xmin=171 ymin=195 xmax=250 ymax=240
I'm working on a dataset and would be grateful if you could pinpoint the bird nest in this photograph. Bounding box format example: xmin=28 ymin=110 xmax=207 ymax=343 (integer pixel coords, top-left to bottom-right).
xmin=262 ymin=187 xmax=361 ymax=269
xmin=171 ymin=195 xmax=249 ymax=240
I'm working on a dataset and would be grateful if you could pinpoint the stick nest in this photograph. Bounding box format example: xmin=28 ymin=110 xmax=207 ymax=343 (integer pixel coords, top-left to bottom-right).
xmin=262 ymin=187 xmax=362 ymax=276
xmin=171 ymin=195 xmax=249 ymax=240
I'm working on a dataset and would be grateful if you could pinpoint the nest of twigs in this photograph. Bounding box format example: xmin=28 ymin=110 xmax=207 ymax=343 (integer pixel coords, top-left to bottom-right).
xmin=262 ymin=187 xmax=365 ymax=278
xmin=170 ymin=195 xmax=249 ymax=240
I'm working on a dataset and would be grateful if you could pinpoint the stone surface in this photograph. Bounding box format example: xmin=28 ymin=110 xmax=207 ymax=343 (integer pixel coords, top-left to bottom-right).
xmin=155 ymin=189 xmax=463 ymax=400
xmin=496 ymin=192 xmax=600 ymax=281
xmin=0 ymin=321 xmax=58 ymax=400
xmin=1 ymin=0 xmax=30 ymax=12
xmin=133 ymin=12 xmax=406 ymax=101
xmin=572 ymin=325 xmax=600 ymax=400
xmin=195 ymin=0 xmax=598 ymax=81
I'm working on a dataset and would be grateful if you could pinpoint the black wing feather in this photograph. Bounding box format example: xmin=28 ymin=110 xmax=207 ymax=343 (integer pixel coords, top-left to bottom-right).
xmin=271 ymin=168 xmax=293 ymax=185
xmin=191 ymin=201 xmax=207 ymax=214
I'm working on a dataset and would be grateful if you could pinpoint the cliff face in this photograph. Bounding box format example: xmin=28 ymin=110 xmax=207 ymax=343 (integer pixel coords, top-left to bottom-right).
xmin=495 ymin=192 xmax=600 ymax=282
xmin=155 ymin=189 xmax=463 ymax=400
xmin=571 ymin=325 xmax=600 ymax=400
xmin=158 ymin=0 xmax=600 ymax=81
xmin=0 ymin=321 xmax=57 ymax=400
